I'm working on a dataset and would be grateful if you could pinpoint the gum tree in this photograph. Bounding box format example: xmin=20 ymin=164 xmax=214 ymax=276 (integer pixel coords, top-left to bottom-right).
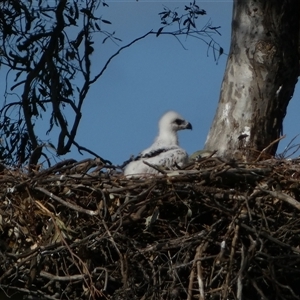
xmin=204 ymin=0 xmax=300 ymax=160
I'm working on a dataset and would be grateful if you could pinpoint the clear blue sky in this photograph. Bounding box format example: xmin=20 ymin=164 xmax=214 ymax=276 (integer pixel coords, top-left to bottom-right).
xmin=2 ymin=1 xmax=300 ymax=165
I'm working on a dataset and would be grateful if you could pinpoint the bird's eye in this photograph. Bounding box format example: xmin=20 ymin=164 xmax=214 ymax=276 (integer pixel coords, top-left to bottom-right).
xmin=174 ymin=119 xmax=184 ymax=125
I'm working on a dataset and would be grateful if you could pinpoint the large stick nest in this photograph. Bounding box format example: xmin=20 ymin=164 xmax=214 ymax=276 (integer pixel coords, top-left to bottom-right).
xmin=1 ymin=156 xmax=300 ymax=300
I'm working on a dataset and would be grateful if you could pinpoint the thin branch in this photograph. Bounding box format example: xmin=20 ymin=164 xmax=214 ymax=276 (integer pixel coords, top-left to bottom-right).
xmin=90 ymin=30 xmax=154 ymax=85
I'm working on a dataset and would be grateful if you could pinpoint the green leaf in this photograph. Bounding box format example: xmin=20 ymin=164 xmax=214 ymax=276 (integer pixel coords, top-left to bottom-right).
xmin=195 ymin=9 xmax=206 ymax=15
xmin=14 ymin=71 xmax=22 ymax=82
xmin=161 ymin=12 xmax=170 ymax=19
xmin=218 ymin=47 xmax=224 ymax=59
xmin=80 ymin=8 xmax=91 ymax=16
xmin=102 ymin=36 xmax=109 ymax=44
xmin=48 ymin=142 xmax=56 ymax=150
xmin=189 ymin=18 xmax=195 ymax=28
xmin=95 ymin=22 xmax=101 ymax=31
xmin=37 ymin=101 xmax=46 ymax=112
xmin=87 ymin=46 xmax=94 ymax=54
xmin=101 ymin=19 xmax=111 ymax=24
xmin=156 ymin=27 xmax=163 ymax=37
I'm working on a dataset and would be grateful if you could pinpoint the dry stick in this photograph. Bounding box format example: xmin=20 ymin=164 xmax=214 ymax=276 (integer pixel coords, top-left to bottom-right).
xmin=239 ymin=223 xmax=300 ymax=254
xmin=49 ymin=213 xmax=101 ymax=299
xmin=40 ymin=271 xmax=87 ymax=281
xmin=34 ymin=195 xmax=101 ymax=299
xmin=223 ymin=224 xmax=239 ymax=300
xmin=209 ymin=267 xmax=224 ymax=288
xmin=261 ymin=188 xmax=300 ymax=211
xmin=272 ymin=277 xmax=300 ymax=299
xmin=102 ymin=219 xmax=127 ymax=288
xmin=141 ymin=230 xmax=207 ymax=253
xmin=251 ymin=279 xmax=268 ymax=300
xmin=167 ymin=250 xmax=180 ymax=297
xmin=0 ymin=285 xmax=58 ymax=300
xmin=142 ymin=160 xmax=166 ymax=174
xmin=268 ymin=263 xmax=300 ymax=299
xmin=280 ymin=134 xmax=300 ymax=158
xmin=0 ymin=250 xmax=39 ymax=283
xmin=196 ymin=243 xmax=208 ymax=300
xmin=111 ymin=184 xmax=157 ymax=222
xmin=255 ymin=135 xmax=285 ymax=162
xmin=187 ymin=247 xmax=197 ymax=300
xmin=145 ymin=257 xmax=157 ymax=293
xmin=88 ymin=267 xmax=110 ymax=291
xmin=209 ymin=240 xmax=226 ymax=287
xmin=35 ymin=186 xmax=99 ymax=215
xmin=237 ymin=244 xmax=246 ymax=300
xmin=187 ymin=241 xmax=208 ymax=300
xmin=32 ymin=159 xmax=77 ymax=178
xmin=209 ymin=218 xmax=236 ymax=291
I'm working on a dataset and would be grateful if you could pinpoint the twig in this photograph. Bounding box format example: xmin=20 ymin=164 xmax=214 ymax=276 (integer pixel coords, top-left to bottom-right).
xmin=260 ymin=188 xmax=300 ymax=211
xmin=255 ymin=135 xmax=286 ymax=162
xmin=222 ymin=224 xmax=239 ymax=300
xmin=251 ymin=279 xmax=268 ymax=300
xmin=102 ymin=219 xmax=127 ymax=288
xmin=142 ymin=160 xmax=166 ymax=174
xmin=237 ymin=244 xmax=246 ymax=300
xmin=35 ymin=186 xmax=100 ymax=215
xmin=187 ymin=241 xmax=208 ymax=300
xmin=239 ymin=222 xmax=300 ymax=254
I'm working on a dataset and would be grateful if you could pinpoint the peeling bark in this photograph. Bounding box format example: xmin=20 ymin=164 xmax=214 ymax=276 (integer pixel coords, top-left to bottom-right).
xmin=205 ymin=0 xmax=300 ymax=161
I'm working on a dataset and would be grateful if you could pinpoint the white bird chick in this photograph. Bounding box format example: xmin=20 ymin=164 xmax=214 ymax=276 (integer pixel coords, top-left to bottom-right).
xmin=124 ymin=111 xmax=192 ymax=176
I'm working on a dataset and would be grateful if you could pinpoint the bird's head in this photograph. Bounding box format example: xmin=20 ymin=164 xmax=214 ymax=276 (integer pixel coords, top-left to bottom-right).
xmin=159 ymin=111 xmax=192 ymax=134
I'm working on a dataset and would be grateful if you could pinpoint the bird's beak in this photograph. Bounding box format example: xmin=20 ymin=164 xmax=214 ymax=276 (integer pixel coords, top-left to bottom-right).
xmin=186 ymin=122 xmax=192 ymax=130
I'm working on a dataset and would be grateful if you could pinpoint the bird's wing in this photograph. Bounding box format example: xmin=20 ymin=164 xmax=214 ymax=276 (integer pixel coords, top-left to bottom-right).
xmin=138 ymin=146 xmax=179 ymax=160
xmin=121 ymin=147 xmax=177 ymax=169
xmin=124 ymin=146 xmax=188 ymax=176
xmin=145 ymin=147 xmax=188 ymax=168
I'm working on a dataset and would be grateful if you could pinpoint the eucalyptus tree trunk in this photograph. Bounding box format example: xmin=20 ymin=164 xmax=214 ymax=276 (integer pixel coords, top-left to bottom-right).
xmin=204 ymin=0 xmax=300 ymax=161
